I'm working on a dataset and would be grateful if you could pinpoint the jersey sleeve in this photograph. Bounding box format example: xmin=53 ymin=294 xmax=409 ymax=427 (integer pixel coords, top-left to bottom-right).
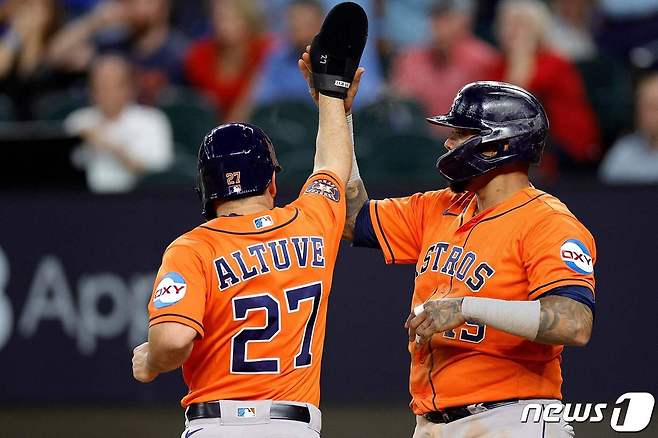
xmin=523 ymin=213 xmax=596 ymax=300
xmin=291 ymin=170 xmax=347 ymax=243
xmin=368 ymin=193 xmax=426 ymax=265
xmin=148 ymin=244 xmax=207 ymax=337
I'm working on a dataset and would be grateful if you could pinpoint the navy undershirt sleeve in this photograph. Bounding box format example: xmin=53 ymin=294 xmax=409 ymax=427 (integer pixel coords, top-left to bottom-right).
xmin=352 ymin=200 xmax=381 ymax=249
xmin=536 ymin=285 xmax=595 ymax=317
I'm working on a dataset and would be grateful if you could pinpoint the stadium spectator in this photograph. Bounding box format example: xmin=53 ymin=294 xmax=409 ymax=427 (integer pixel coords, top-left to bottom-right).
xmin=61 ymin=0 xmax=102 ymax=17
xmin=170 ymin=0 xmax=208 ymax=39
xmin=491 ymin=0 xmax=600 ymax=165
xmin=599 ymin=73 xmax=658 ymax=185
xmin=597 ymin=0 xmax=658 ymax=59
xmin=48 ymin=0 xmax=188 ymax=103
xmin=390 ymin=0 xmax=498 ymax=117
xmin=547 ymin=0 xmax=598 ymax=62
xmin=0 ymin=0 xmax=63 ymax=119
xmin=379 ymin=0 xmax=434 ymax=50
xmin=599 ymin=0 xmax=658 ymax=17
xmin=253 ymin=0 xmax=380 ymax=108
xmin=64 ymin=55 xmax=173 ymax=193
xmin=252 ymin=0 xmax=324 ymax=107
xmin=184 ymin=0 xmax=272 ymax=122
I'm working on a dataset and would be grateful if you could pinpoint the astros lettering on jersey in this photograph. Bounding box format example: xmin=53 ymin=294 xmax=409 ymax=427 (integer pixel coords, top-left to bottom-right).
xmin=148 ymin=171 xmax=345 ymax=408
xmin=364 ymin=186 xmax=596 ymax=413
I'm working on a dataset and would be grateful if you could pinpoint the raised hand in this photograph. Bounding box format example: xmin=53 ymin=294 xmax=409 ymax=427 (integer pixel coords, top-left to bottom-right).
xmin=298 ymin=45 xmax=364 ymax=114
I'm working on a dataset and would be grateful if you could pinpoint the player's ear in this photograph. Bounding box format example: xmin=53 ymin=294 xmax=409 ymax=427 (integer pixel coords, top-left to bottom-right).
xmin=268 ymin=172 xmax=277 ymax=198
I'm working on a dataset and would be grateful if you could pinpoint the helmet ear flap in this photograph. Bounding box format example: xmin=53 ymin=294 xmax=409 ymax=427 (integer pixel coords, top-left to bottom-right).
xmin=436 ymin=135 xmax=484 ymax=182
xmin=195 ymin=174 xmax=203 ymax=201
xmin=475 ymin=141 xmax=509 ymax=160
xmin=196 ymin=173 xmax=216 ymax=221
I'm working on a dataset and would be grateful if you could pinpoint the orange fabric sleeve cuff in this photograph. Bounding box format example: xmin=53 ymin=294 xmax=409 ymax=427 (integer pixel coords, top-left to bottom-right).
xmin=307 ymin=169 xmax=346 ymax=193
xmin=528 ymin=278 xmax=595 ymax=301
xmin=149 ymin=313 xmax=205 ymax=338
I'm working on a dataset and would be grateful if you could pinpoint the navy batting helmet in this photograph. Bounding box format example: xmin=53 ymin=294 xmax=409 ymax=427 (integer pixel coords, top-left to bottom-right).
xmin=427 ymin=81 xmax=549 ymax=184
xmin=196 ymin=123 xmax=282 ymax=220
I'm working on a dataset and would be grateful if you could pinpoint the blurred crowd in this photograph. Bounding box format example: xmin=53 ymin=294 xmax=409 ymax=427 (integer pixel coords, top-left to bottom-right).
xmin=1 ymin=0 xmax=657 ymax=193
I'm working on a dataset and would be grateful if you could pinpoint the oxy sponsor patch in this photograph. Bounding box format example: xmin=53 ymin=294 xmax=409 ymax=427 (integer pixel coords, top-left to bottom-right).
xmin=305 ymin=179 xmax=340 ymax=202
xmin=153 ymin=272 xmax=187 ymax=308
xmin=560 ymin=239 xmax=593 ymax=274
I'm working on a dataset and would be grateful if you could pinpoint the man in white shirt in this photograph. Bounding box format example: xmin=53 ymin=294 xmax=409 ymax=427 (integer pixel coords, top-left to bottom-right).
xmin=65 ymin=55 xmax=173 ymax=193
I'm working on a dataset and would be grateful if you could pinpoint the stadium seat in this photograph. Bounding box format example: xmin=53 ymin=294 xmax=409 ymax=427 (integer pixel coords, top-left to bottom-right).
xmin=576 ymin=55 xmax=634 ymax=148
xmin=156 ymin=87 xmax=220 ymax=157
xmin=353 ymin=95 xmax=430 ymax=155
xmin=33 ymin=90 xmax=89 ymax=121
xmin=0 ymin=94 xmax=15 ymax=121
xmin=360 ymin=132 xmax=443 ymax=186
xmin=138 ymin=151 xmax=197 ymax=189
xmin=250 ymin=100 xmax=318 ymax=191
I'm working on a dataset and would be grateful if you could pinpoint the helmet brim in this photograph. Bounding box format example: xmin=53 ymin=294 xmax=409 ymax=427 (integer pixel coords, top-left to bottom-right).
xmin=426 ymin=114 xmax=487 ymax=132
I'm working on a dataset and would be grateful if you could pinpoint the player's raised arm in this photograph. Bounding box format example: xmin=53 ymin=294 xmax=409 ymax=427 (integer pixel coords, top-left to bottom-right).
xmin=298 ymin=2 xmax=367 ymax=185
xmin=314 ymin=94 xmax=352 ymax=183
xmin=299 ymin=53 xmax=369 ymax=240
xmin=299 ymin=53 xmax=369 ymax=239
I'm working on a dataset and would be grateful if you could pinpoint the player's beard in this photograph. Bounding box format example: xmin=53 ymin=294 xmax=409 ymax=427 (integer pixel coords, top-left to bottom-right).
xmin=449 ymin=179 xmax=470 ymax=193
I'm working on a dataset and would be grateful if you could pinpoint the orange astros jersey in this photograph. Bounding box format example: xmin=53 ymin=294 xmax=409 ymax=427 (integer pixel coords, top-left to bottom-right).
xmin=366 ymin=187 xmax=596 ymax=413
xmin=148 ymin=171 xmax=345 ymax=408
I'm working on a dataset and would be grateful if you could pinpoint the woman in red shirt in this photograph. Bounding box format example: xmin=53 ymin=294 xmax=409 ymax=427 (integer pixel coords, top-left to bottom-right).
xmin=491 ymin=0 xmax=600 ymax=166
xmin=184 ymin=0 xmax=272 ymax=122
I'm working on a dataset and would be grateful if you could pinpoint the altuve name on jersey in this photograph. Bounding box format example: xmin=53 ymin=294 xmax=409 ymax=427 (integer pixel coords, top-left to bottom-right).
xmin=417 ymin=242 xmax=495 ymax=292
xmin=214 ymin=236 xmax=325 ymax=291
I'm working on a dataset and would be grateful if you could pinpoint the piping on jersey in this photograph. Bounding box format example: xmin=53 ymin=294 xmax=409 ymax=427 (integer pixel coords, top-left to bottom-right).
xmin=426 ymin=193 xmax=546 ymax=410
xmin=528 ymin=277 xmax=594 ymax=297
xmin=150 ymin=313 xmax=204 ymax=331
xmin=374 ymin=201 xmax=395 ymax=264
xmin=200 ymin=208 xmax=300 ymax=235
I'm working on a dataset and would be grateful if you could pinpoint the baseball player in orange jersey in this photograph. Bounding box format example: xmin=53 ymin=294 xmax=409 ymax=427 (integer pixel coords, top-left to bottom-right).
xmin=130 ymin=3 xmax=368 ymax=437
xmin=339 ymin=82 xmax=595 ymax=437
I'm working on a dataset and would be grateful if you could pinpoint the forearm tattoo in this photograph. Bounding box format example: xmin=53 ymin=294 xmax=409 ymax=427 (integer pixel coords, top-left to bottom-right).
xmin=535 ymin=296 xmax=593 ymax=346
xmin=429 ymin=298 xmax=464 ymax=332
xmin=343 ymin=178 xmax=368 ymax=240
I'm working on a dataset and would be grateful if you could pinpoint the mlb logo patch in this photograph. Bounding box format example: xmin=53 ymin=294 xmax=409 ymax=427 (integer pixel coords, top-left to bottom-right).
xmin=228 ymin=184 xmax=242 ymax=195
xmin=237 ymin=407 xmax=256 ymax=418
xmin=254 ymin=215 xmax=274 ymax=229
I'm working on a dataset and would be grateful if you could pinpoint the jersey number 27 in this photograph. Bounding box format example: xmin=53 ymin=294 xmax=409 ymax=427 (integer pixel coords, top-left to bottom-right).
xmin=231 ymin=282 xmax=322 ymax=374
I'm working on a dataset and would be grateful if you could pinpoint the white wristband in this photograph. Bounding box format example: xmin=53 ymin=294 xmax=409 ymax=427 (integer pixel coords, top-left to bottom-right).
xmin=346 ymin=113 xmax=354 ymax=145
xmin=346 ymin=113 xmax=361 ymax=182
xmin=461 ymin=297 xmax=541 ymax=341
